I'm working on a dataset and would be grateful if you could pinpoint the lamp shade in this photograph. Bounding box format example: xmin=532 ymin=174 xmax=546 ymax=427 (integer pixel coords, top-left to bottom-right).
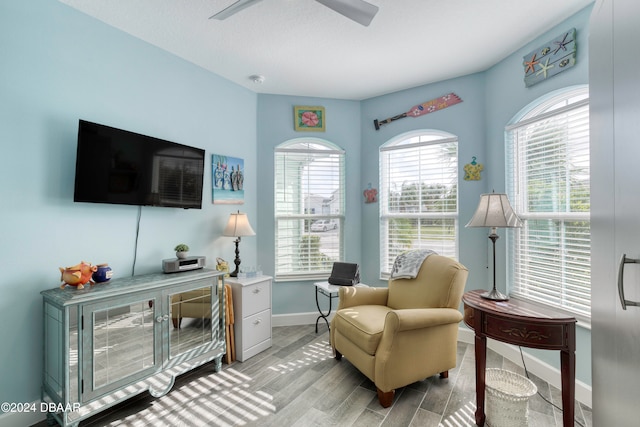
xmin=223 ymin=211 xmax=256 ymax=237
xmin=466 ymin=193 xmax=522 ymax=228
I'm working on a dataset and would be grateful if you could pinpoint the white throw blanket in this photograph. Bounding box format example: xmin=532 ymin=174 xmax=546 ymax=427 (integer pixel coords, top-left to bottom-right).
xmin=390 ymin=249 xmax=437 ymax=280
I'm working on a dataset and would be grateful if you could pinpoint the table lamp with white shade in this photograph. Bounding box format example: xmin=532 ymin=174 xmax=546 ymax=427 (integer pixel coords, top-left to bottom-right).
xmin=466 ymin=192 xmax=522 ymax=301
xmin=222 ymin=210 xmax=255 ymax=277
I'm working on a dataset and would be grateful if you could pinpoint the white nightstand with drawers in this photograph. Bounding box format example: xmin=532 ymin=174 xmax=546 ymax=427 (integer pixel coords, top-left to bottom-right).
xmin=225 ymin=275 xmax=272 ymax=361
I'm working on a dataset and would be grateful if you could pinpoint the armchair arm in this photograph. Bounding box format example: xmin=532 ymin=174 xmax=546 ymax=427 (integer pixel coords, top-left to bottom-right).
xmin=337 ymin=286 xmax=388 ymax=310
xmin=384 ymin=308 xmax=463 ymax=332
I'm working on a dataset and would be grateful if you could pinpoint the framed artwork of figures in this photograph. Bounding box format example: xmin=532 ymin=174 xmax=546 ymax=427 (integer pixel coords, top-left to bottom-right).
xmin=212 ymin=154 xmax=244 ymax=204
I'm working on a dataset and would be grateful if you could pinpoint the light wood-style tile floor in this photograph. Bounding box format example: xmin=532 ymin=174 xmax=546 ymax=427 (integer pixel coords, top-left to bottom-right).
xmin=34 ymin=325 xmax=592 ymax=427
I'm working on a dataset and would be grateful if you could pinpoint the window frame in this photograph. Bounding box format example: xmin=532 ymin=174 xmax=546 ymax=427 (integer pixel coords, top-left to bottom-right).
xmin=274 ymin=138 xmax=346 ymax=281
xmin=379 ymin=130 xmax=459 ymax=278
xmin=506 ymin=86 xmax=591 ymax=320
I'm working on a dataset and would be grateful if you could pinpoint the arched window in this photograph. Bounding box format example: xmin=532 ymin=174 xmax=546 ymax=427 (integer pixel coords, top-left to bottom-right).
xmin=506 ymin=86 xmax=590 ymax=318
xmin=274 ymin=138 xmax=345 ymax=280
xmin=379 ymin=130 xmax=459 ymax=277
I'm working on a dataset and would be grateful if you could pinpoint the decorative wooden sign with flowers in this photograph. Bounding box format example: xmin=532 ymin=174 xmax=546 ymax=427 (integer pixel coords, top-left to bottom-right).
xmin=294 ymin=106 xmax=325 ymax=132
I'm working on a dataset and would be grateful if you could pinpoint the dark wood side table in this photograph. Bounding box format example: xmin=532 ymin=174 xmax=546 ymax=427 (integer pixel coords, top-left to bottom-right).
xmin=462 ymin=289 xmax=576 ymax=427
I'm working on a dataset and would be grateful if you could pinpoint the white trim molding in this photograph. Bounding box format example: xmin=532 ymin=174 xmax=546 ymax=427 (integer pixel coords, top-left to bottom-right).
xmin=272 ymin=313 xmax=592 ymax=408
xmin=272 ymin=311 xmax=334 ymax=327
xmin=0 ymin=409 xmax=43 ymax=427
xmin=457 ymin=328 xmax=592 ymax=408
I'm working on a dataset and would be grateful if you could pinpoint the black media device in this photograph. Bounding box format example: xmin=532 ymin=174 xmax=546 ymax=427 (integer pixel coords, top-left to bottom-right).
xmin=328 ymin=262 xmax=360 ymax=286
xmin=73 ymin=119 xmax=205 ymax=209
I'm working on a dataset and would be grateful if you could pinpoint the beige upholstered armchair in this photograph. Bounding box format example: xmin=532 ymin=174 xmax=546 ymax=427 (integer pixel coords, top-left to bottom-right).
xmin=330 ymin=253 xmax=468 ymax=407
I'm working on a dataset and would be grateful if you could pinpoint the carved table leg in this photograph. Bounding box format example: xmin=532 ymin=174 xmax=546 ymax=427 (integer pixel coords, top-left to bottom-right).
xmin=560 ymin=348 xmax=576 ymax=427
xmin=474 ymin=328 xmax=487 ymax=426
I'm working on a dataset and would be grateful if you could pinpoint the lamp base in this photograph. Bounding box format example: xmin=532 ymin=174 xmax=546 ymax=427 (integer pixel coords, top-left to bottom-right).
xmin=481 ymin=288 xmax=509 ymax=301
xmin=230 ymin=237 xmax=241 ymax=278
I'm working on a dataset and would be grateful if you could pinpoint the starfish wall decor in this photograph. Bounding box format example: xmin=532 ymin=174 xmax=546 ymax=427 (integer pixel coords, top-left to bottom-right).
xmin=522 ymin=28 xmax=576 ymax=87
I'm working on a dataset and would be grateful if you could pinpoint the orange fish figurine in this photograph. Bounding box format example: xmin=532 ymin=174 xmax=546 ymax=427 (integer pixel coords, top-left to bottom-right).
xmin=60 ymin=261 xmax=97 ymax=290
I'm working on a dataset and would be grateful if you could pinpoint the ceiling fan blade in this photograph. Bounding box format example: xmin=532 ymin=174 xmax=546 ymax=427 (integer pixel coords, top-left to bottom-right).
xmin=315 ymin=0 xmax=379 ymax=26
xmin=209 ymin=0 xmax=264 ymax=20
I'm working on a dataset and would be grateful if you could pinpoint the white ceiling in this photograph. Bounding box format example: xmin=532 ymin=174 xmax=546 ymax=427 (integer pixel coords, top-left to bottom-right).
xmin=58 ymin=0 xmax=593 ymax=100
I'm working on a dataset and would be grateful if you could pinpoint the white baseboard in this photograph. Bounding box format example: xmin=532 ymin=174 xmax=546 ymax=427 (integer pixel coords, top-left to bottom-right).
xmin=0 ymin=408 xmax=44 ymax=427
xmin=272 ymin=314 xmax=592 ymax=408
xmin=7 ymin=316 xmax=588 ymax=427
xmin=272 ymin=311 xmax=334 ymax=327
xmin=457 ymin=328 xmax=592 ymax=408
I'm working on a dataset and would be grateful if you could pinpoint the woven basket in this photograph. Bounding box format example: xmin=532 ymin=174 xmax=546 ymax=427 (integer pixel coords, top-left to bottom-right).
xmin=485 ymin=369 xmax=537 ymax=427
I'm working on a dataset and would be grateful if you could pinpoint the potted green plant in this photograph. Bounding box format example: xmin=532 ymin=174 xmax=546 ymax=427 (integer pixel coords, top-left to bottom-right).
xmin=174 ymin=244 xmax=190 ymax=259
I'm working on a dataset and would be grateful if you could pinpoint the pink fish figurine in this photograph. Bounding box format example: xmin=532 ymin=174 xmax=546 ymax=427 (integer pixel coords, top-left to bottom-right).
xmin=60 ymin=261 xmax=97 ymax=290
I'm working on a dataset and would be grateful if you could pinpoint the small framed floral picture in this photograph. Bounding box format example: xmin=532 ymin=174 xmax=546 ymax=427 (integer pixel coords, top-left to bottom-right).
xmin=294 ymin=106 xmax=325 ymax=132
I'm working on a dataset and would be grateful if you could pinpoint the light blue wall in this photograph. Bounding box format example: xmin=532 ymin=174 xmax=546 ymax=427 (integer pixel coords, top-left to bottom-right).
xmin=256 ymin=95 xmax=362 ymax=314
xmin=483 ymin=5 xmax=593 ymax=385
xmin=360 ymin=74 xmax=489 ymax=288
xmin=253 ymin=5 xmax=593 ymax=385
xmin=358 ymin=4 xmax=593 ymax=385
xmin=0 ymin=0 xmax=258 ymax=406
xmin=0 ymin=0 xmax=594 ymax=412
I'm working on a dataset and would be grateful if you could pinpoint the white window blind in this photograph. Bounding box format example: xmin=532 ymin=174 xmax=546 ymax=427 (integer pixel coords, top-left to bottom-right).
xmin=275 ymin=140 xmax=345 ymax=280
xmin=506 ymin=89 xmax=590 ymax=317
xmin=379 ymin=132 xmax=458 ymax=277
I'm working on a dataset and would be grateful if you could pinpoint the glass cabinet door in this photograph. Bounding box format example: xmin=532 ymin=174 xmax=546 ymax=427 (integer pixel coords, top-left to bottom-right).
xmin=82 ymin=297 xmax=158 ymax=402
xmin=168 ymin=282 xmax=221 ymax=360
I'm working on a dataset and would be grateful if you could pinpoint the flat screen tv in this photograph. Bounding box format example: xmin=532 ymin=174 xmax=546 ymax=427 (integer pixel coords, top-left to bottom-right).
xmin=74 ymin=120 xmax=205 ymax=209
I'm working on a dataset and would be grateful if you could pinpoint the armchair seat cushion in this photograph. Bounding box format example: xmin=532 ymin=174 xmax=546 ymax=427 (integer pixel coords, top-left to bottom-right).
xmin=333 ymin=305 xmax=392 ymax=355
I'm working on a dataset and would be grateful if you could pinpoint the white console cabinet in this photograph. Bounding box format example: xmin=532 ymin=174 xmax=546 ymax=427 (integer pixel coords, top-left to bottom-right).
xmin=226 ymin=276 xmax=272 ymax=361
xmin=41 ymin=269 xmax=226 ymax=427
